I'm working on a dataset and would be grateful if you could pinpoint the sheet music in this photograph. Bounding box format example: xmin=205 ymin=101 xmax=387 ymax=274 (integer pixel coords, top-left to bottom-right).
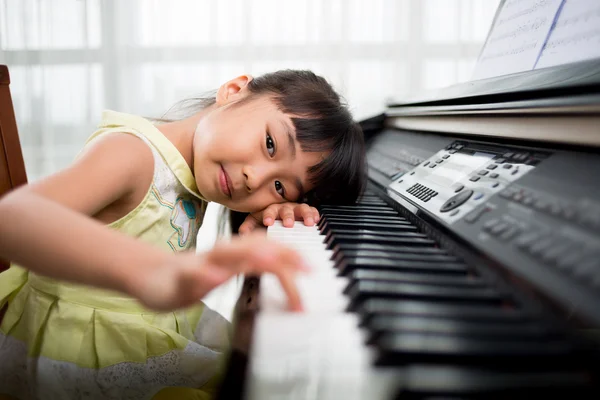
xmin=471 ymin=0 xmax=563 ymax=80
xmin=535 ymin=0 xmax=600 ymax=69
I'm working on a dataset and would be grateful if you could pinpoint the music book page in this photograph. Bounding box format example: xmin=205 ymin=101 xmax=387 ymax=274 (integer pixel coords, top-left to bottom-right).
xmin=471 ymin=0 xmax=563 ymax=80
xmin=535 ymin=0 xmax=600 ymax=69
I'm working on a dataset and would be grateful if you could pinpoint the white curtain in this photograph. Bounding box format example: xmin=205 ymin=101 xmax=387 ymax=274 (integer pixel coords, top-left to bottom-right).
xmin=1 ymin=0 xmax=499 ymax=181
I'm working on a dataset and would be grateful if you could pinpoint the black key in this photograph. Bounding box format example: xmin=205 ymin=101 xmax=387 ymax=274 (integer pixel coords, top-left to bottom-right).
xmin=319 ymin=209 xmax=399 ymax=218
xmin=317 ymin=215 xmax=408 ymax=229
xmin=338 ymin=257 xmax=465 ymax=277
xmin=366 ymin=315 xmax=555 ymax=345
xmin=332 ymin=243 xmax=446 ymax=259
xmin=397 ymin=365 xmax=594 ymax=397
xmin=344 ymin=269 xmax=483 ymax=293
xmin=326 ymin=233 xmax=435 ymax=249
xmin=333 ymin=250 xmax=459 ymax=265
xmin=325 ymin=228 xmax=425 ymax=240
xmin=346 ymin=281 xmax=503 ymax=311
xmin=336 ymin=253 xmax=464 ymax=272
xmin=320 ymin=205 xmax=395 ymax=212
xmin=320 ymin=221 xmax=418 ymax=233
xmin=357 ymin=299 xmax=525 ymax=326
xmin=374 ymin=332 xmax=574 ymax=367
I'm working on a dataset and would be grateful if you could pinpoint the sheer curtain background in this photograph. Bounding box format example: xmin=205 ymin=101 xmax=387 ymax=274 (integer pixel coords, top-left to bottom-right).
xmin=0 ymin=0 xmax=499 ymax=318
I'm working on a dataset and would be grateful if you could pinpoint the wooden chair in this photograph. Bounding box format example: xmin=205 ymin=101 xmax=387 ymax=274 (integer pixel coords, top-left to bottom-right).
xmin=0 ymin=65 xmax=28 ymax=272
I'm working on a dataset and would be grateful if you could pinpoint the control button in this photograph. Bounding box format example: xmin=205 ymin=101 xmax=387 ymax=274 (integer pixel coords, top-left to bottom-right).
xmin=464 ymin=206 xmax=491 ymax=224
xmin=410 ymin=171 xmax=415 ymax=175
xmin=489 ymin=173 xmax=499 ymax=179
xmin=429 ymin=164 xmax=437 ymax=168
xmin=483 ymin=218 xmax=499 ymax=230
xmin=440 ymin=190 xmax=474 ymax=213
xmin=473 ymin=192 xmax=484 ymax=201
xmin=503 ymin=164 xmax=513 ymax=169
xmin=489 ymin=222 xmax=509 ymax=236
xmin=492 ymin=182 xmax=500 ymax=188
xmin=442 ymin=155 xmax=450 ymax=159
xmin=436 ymin=159 xmax=444 ymax=164
xmin=454 ymin=185 xmax=464 ymax=193
xmin=450 ymin=209 xmax=460 ymax=216
xmin=486 ymin=164 xmax=498 ymax=170
xmin=499 ymin=226 xmax=521 ymax=242
xmin=514 ymin=153 xmax=529 ymax=162
xmin=478 ymin=170 xmax=489 ymax=176
xmin=454 ymin=144 xmax=464 ymax=150
xmin=528 ymin=237 xmax=555 ymax=257
xmin=423 ymin=161 xmax=430 ymax=167
xmin=495 ymin=158 xmax=506 ymax=163
xmin=511 ymin=169 xmax=519 ymax=175
xmin=540 ymin=241 xmax=572 ymax=265
xmin=499 ymin=188 xmax=517 ymax=198
xmin=514 ymin=231 xmax=540 ymax=249
xmin=521 ymin=196 xmax=534 ymax=206
xmin=469 ymin=176 xmax=480 ymax=182
xmin=449 ymin=150 xmax=457 ymax=154
xmin=503 ymin=152 xmax=514 ymax=158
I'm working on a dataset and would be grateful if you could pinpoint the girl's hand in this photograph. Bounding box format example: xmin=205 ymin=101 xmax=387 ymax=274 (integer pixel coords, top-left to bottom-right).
xmin=131 ymin=232 xmax=308 ymax=312
xmin=239 ymin=202 xmax=320 ymax=235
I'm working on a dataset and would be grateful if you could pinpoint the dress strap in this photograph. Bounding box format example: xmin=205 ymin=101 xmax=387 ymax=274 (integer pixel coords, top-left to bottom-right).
xmin=87 ymin=110 xmax=206 ymax=202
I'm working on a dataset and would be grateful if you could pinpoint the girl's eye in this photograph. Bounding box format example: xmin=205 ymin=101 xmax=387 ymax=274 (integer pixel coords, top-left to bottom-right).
xmin=274 ymin=180 xmax=285 ymax=197
xmin=266 ymin=134 xmax=275 ymax=157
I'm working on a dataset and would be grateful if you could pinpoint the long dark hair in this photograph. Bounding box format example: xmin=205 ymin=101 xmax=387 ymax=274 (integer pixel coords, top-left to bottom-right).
xmin=163 ymin=69 xmax=367 ymax=235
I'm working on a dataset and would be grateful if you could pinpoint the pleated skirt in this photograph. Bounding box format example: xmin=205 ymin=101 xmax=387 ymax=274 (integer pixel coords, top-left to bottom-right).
xmin=0 ymin=266 xmax=231 ymax=400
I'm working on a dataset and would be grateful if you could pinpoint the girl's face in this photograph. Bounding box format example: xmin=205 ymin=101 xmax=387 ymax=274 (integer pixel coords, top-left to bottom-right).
xmin=192 ymin=76 xmax=327 ymax=213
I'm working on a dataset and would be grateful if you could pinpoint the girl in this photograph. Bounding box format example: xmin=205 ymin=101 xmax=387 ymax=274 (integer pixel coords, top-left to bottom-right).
xmin=0 ymin=70 xmax=366 ymax=399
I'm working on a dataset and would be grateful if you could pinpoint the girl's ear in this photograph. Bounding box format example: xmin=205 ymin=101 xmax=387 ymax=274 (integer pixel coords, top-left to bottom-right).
xmin=216 ymin=75 xmax=253 ymax=106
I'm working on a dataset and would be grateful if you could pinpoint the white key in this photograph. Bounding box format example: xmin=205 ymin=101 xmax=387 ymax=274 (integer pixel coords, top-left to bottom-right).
xmin=245 ymin=221 xmax=399 ymax=400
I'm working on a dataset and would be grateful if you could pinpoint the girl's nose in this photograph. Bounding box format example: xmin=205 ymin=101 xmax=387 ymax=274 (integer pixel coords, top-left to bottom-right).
xmin=243 ymin=164 xmax=275 ymax=193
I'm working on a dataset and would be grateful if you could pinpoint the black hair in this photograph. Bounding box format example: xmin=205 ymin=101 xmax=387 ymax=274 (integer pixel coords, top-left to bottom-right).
xmin=161 ymin=69 xmax=367 ymax=235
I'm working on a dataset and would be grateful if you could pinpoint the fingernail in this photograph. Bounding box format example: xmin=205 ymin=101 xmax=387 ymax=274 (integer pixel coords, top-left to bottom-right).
xmin=285 ymin=218 xmax=293 ymax=226
xmin=264 ymin=217 xmax=274 ymax=225
xmin=305 ymin=217 xmax=314 ymax=225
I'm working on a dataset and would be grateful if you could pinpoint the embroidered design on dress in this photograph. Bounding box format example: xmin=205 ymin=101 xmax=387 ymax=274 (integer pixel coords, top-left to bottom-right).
xmin=151 ymin=187 xmax=201 ymax=251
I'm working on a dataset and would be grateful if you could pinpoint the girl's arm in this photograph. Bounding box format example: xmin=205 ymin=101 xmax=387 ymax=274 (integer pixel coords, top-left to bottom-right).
xmin=0 ymin=133 xmax=169 ymax=294
xmin=0 ymin=133 xmax=306 ymax=311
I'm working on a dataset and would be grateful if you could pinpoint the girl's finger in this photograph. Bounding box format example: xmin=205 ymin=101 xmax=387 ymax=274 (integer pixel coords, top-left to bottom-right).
xmin=239 ymin=214 xmax=262 ymax=235
xmin=295 ymin=203 xmax=315 ymax=226
xmin=278 ymin=205 xmax=296 ymax=227
xmin=262 ymin=205 xmax=280 ymax=226
xmin=313 ymin=208 xmax=320 ymax=223
xmin=204 ymin=235 xmax=304 ymax=272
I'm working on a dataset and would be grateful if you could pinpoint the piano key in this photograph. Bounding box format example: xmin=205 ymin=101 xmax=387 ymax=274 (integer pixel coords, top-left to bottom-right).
xmin=374 ymin=332 xmax=575 ymax=367
xmin=344 ymin=269 xmax=484 ymax=292
xmin=318 ymin=216 xmax=411 ymax=228
xmin=333 ymin=251 xmax=460 ymax=265
xmin=320 ymin=221 xmax=418 ymax=232
xmin=338 ymin=257 xmax=467 ymax=276
xmin=320 ymin=205 xmax=396 ymax=212
xmin=332 ymin=243 xmax=447 ymax=258
xmin=396 ymin=364 xmax=593 ymax=397
xmin=326 ymin=233 xmax=436 ymax=248
xmin=357 ymin=299 xmax=526 ymax=326
xmin=346 ymin=281 xmax=504 ymax=311
xmin=365 ymin=315 xmax=556 ymax=345
xmin=319 ymin=209 xmax=399 ymax=217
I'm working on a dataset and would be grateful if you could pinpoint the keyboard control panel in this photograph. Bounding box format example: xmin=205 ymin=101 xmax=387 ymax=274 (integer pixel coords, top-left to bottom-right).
xmin=388 ymin=141 xmax=548 ymax=224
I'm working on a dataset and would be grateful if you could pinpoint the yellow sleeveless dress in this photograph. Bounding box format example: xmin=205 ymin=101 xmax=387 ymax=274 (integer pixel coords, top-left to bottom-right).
xmin=0 ymin=111 xmax=230 ymax=400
